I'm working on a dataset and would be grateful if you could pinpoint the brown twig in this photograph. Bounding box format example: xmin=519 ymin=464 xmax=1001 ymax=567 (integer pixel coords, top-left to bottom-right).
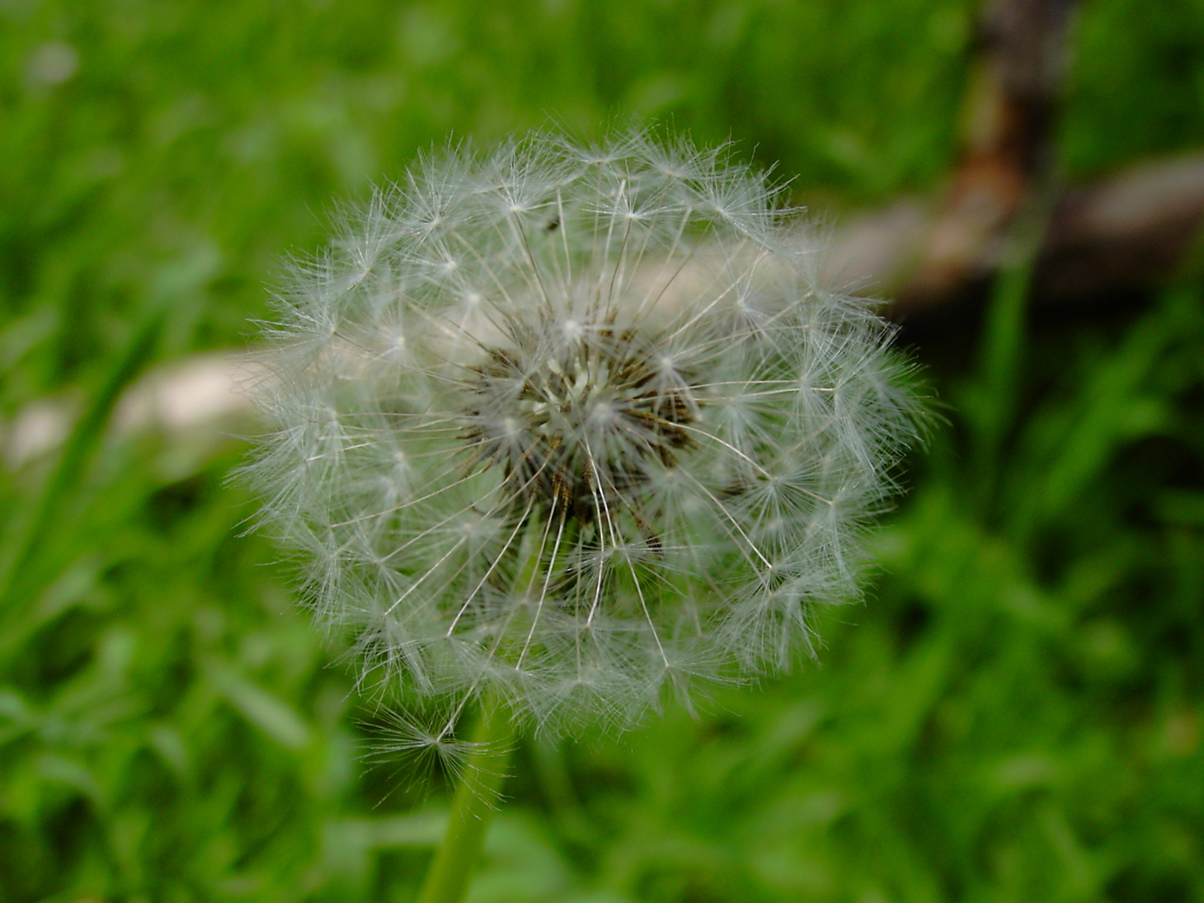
xmin=828 ymin=151 xmax=1204 ymax=314
xmin=901 ymin=0 xmax=1079 ymax=308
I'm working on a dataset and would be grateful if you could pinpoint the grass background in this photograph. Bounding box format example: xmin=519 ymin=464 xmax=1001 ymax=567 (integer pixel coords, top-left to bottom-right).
xmin=2 ymin=0 xmax=1203 ymax=900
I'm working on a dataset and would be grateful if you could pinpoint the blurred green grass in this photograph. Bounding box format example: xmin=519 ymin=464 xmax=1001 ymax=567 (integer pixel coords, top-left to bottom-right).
xmin=2 ymin=0 xmax=1203 ymax=900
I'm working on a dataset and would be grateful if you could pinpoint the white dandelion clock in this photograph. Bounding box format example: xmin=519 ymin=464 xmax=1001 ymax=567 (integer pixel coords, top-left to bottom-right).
xmin=242 ymin=128 xmax=926 ymax=743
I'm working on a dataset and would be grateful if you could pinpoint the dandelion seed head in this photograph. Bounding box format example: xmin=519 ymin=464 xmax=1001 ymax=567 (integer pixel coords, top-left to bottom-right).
xmin=242 ymin=127 xmax=927 ymax=737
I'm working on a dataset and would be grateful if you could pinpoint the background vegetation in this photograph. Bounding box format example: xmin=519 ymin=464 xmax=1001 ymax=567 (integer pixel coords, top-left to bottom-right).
xmin=2 ymin=0 xmax=1202 ymax=900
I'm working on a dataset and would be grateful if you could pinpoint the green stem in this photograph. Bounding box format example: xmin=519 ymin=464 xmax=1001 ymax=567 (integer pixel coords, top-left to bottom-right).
xmin=416 ymin=693 xmax=516 ymax=903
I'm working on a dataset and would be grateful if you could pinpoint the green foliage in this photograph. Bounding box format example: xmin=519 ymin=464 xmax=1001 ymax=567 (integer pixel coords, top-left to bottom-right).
xmin=2 ymin=0 xmax=1203 ymax=900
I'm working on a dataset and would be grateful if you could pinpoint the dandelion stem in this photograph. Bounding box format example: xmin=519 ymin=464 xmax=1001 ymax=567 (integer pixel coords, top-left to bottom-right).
xmin=417 ymin=692 xmax=515 ymax=903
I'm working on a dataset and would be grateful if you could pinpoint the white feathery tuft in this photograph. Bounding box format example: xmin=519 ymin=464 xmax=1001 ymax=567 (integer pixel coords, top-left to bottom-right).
xmin=241 ymin=127 xmax=927 ymax=737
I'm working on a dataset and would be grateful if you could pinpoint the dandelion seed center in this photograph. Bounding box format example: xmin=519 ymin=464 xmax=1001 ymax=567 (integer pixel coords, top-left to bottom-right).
xmin=464 ymin=318 xmax=697 ymax=519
